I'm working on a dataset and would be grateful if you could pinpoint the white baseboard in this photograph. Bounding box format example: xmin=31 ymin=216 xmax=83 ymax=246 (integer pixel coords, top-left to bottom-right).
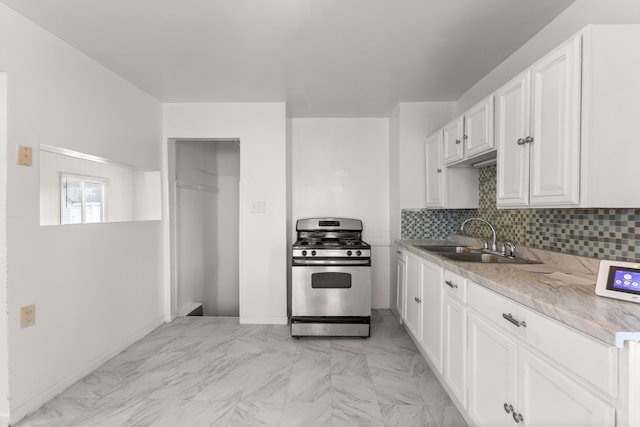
xmin=0 ymin=412 xmax=8 ymax=427
xmin=240 ymin=315 xmax=288 ymax=325
xmin=9 ymin=315 xmax=165 ymax=425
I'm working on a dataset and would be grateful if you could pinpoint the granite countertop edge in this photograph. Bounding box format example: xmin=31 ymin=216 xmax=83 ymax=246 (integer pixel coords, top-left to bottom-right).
xmin=396 ymin=239 xmax=640 ymax=347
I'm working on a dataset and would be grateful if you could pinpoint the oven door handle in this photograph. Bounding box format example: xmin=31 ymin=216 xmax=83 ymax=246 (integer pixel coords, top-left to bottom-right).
xmin=312 ymin=282 xmax=351 ymax=289
xmin=293 ymin=259 xmax=371 ymax=266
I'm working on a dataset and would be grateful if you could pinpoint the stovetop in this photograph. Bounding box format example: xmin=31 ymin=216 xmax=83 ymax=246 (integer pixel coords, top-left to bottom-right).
xmin=293 ymin=237 xmax=370 ymax=250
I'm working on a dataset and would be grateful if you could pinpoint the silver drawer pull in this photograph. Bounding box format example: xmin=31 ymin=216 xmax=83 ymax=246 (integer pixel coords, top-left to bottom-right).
xmin=513 ymin=412 xmax=524 ymax=423
xmin=502 ymin=313 xmax=526 ymax=328
xmin=445 ymin=280 xmax=458 ymax=289
xmin=504 ymin=403 xmax=513 ymax=414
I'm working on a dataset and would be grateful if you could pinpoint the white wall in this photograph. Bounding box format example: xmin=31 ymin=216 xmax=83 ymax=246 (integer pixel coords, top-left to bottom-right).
xmin=0 ymin=72 xmax=9 ymax=427
xmin=388 ymin=102 xmax=455 ymax=315
xmin=456 ymin=0 xmax=640 ymax=113
xmin=291 ymin=118 xmax=390 ymax=308
xmin=0 ymin=4 xmax=164 ymax=424
xmin=163 ymin=103 xmax=287 ymax=324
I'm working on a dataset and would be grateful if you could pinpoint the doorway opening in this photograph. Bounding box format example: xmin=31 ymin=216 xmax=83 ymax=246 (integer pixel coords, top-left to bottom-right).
xmin=170 ymin=139 xmax=240 ymax=317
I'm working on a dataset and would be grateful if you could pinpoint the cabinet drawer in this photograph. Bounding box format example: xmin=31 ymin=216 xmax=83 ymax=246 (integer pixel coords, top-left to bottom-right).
xmin=443 ymin=269 xmax=467 ymax=303
xmin=468 ymin=284 xmax=618 ymax=398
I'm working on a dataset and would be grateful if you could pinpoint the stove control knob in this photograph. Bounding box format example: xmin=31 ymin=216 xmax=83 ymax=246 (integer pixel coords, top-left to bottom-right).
xmin=347 ymin=250 xmax=353 ymax=256
xmin=356 ymin=250 xmax=362 ymax=256
xmin=302 ymin=250 xmax=307 ymax=256
xmin=311 ymin=250 xmax=317 ymax=256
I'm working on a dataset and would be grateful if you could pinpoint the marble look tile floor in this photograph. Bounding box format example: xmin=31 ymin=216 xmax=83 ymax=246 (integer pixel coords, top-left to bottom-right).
xmin=15 ymin=310 xmax=467 ymax=427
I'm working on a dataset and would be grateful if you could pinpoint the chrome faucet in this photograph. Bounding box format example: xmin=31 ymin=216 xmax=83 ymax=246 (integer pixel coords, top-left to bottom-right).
xmin=460 ymin=217 xmax=497 ymax=252
xmin=503 ymin=242 xmax=516 ymax=258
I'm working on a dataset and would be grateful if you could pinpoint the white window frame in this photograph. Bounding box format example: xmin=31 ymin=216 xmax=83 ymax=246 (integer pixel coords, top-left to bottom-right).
xmin=60 ymin=173 xmax=109 ymax=224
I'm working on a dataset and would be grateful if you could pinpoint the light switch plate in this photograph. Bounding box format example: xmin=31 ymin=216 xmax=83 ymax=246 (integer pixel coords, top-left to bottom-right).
xmin=18 ymin=146 xmax=32 ymax=166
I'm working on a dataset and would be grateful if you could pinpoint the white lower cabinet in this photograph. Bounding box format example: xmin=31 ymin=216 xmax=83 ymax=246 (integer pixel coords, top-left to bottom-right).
xmin=395 ymin=248 xmax=406 ymax=321
xmin=402 ymin=252 xmax=443 ymax=375
xmin=517 ymin=349 xmax=615 ymax=427
xmin=399 ymin=250 xmax=622 ymax=427
xmin=404 ymin=252 xmax=422 ymax=339
xmin=468 ymin=312 xmax=516 ymax=427
xmin=443 ymin=293 xmax=467 ymax=408
xmin=420 ymin=259 xmax=443 ymax=375
xmin=468 ymin=303 xmax=615 ymax=427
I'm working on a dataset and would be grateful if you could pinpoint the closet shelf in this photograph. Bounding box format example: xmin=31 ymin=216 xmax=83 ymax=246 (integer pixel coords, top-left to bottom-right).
xmin=176 ymin=180 xmax=218 ymax=194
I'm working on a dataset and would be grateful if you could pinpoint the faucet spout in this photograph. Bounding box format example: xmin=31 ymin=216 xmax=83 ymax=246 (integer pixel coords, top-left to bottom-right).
xmin=460 ymin=217 xmax=498 ymax=252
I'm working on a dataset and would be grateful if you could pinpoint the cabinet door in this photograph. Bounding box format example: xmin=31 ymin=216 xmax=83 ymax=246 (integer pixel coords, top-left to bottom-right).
xmin=464 ymin=95 xmax=495 ymax=158
xmin=442 ymin=117 xmax=464 ymax=165
xmin=529 ymin=35 xmax=581 ymax=206
xmin=496 ymin=70 xmax=531 ymax=207
xmin=425 ymin=131 xmax=444 ymax=207
xmin=420 ymin=259 xmax=443 ymax=374
xmin=468 ymin=312 xmax=517 ymax=427
xmin=517 ymin=349 xmax=615 ymax=427
xmin=404 ymin=253 xmax=421 ymax=339
xmin=395 ymin=252 xmax=406 ymax=321
xmin=443 ymin=293 xmax=467 ymax=408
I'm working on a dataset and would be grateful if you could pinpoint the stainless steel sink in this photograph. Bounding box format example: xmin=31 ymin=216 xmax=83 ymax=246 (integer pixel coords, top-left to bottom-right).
xmin=439 ymin=252 xmax=541 ymax=264
xmin=418 ymin=245 xmax=474 ymax=254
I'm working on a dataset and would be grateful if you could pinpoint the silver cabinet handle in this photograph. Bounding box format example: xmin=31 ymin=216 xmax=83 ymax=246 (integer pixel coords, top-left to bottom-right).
xmin=416 ymin=297 xmax=422 ymax=303
xmin=437 ymin=168 xmax=442 ymax=173
xmin=414 ymin=297 xmax=418 ymax=302
xmin=455 ymin=139 xmax=461 ymax=144
xmin=517 ymin=138 xmax=526 ymax=145
xmin=463 ymin=134 xmax=468 ymax=141
xmin=396 ymin=251 xmax=402 ymax=254
xmin=504 ymin=403 xmax=513 ymax=414
xmin=513 ymin=412 xmax=524 ymax=423
xmin=445 ymin=280 xmax=458 ymax=289
xmin=525 ymin=136 xmax=534 ymax=143
xmin=502 ymin=313 xmax=526 ymax=328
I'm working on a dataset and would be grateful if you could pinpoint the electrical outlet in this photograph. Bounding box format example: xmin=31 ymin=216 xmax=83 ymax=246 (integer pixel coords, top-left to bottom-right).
xmin=18 ymin=146 xmax=32 ymax=167
xmin=21 ymin=304 xmax=35 ymax=328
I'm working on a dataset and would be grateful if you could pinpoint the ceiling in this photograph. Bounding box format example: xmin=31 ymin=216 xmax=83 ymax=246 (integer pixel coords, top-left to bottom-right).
xmin=2 ymin=0 xmax=575 ymax=117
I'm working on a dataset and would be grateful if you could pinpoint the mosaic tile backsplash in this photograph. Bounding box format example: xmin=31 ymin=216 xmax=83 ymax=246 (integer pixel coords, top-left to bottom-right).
xmin=402 ymin=165 xmax=640 ymax=262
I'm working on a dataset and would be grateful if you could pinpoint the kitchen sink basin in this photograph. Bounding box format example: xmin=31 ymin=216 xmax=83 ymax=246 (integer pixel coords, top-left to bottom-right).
xmin=418 ymin=245 xmax=474 ymax=254
xmin=439 ymin=252 xmax=541 ymax=264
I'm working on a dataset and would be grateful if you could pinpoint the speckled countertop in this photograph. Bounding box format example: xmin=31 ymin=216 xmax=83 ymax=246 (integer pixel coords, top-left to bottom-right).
xmin=397 ymin=239 xmax=640 ymax=347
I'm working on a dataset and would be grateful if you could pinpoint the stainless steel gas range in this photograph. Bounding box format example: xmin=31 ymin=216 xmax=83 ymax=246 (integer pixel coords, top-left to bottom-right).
xmin=291 ymin=218 xmax=371 ymax=337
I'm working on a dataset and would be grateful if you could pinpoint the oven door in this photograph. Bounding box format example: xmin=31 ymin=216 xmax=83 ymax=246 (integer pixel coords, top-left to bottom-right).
xmin=292 ymin=265 xmax=371 ymax=317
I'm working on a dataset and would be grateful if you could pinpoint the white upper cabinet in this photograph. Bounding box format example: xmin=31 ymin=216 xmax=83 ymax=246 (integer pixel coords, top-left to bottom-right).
xmin=463 ymin=95 xmax=495 ymax=159
xmin=496 ymin=36 xmax=581 ymax=208
xmin=496 ymin=71 xmax=531 ymax=206
xmin=442 ymin=117 xmax=464 ymax=165
xmin=425 ymin=130 xmax=479 ymax=209
xmin=529 ymin=36 xmax=581 ymax=206
xmin=497 ymin=25 xmax=640 ymax=208
xmin=425 ymin=131 xmax=444 ymax=207
xmin=443 ymin=97 xmax=495 ymax=167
